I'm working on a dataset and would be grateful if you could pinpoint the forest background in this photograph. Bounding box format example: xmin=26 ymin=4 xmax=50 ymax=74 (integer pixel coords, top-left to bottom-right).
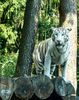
xmin=0 ymin=0 xmax=79 ymax=95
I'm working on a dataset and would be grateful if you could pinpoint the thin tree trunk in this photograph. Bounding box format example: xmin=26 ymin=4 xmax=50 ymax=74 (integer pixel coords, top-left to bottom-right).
xmin=15 ymin=0 xmax=41 ymax=76
xmin=59 ymin=0 xmax=77 ymax=95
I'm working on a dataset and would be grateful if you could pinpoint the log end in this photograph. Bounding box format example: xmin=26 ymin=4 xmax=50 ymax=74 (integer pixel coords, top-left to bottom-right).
xmin=32 ymin=75 xmax=54 ymax=99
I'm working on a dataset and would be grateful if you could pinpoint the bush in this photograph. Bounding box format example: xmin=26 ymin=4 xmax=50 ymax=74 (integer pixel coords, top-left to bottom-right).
xmin=0 ymin=53 xmax=18 ymax=77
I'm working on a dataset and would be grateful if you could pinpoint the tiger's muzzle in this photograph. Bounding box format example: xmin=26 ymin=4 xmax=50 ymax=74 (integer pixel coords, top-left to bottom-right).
xmin=55 ymin=41 xmax=65 ymax=49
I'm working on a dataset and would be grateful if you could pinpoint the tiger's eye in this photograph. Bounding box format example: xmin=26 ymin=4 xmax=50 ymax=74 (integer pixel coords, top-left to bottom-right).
xmin=55 ymin=33 xmax=58 ymax=36
xmin=62 ymin=33 xmax=64 ymax=36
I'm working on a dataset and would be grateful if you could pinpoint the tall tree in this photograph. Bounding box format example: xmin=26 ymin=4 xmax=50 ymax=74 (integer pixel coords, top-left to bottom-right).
xmin=59 ymin=0 xmax=77 ymax=95
xmin=15 ymin=0 xmax=41 ymax=76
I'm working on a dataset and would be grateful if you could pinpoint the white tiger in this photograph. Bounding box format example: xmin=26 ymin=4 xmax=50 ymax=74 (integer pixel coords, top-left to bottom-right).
xmin=33 ymin=27 xmax=72 ymax=81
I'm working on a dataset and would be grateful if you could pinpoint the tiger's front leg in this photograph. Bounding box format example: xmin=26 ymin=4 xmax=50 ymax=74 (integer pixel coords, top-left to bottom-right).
xmin=61 ymin=61 xmax=67 ymax=82
xmin=61 ymin=61 xmax=70 ymax=83
xmin=44 ymin=51 xmax=51 ymax=78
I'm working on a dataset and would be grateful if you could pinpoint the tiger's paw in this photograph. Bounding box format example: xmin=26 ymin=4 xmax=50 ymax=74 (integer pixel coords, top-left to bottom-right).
xmin=62 ymin=77 xmax=71 ymax=84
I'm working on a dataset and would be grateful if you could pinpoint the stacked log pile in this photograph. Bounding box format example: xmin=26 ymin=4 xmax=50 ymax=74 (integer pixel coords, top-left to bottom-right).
xmin=0 ymin=76 xmax=76 ymax=100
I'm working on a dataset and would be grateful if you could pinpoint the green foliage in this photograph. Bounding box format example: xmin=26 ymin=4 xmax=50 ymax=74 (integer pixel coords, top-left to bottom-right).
xmin=0 ymin=0 xmax=60 ymax=52
xmin=0 ymin=0 xmax=26 ymax=53
xmin=38 ymin=15 xmax=59 ymax=40
xmin=0 ymin=24 xmax=17 ymax=52
xmin=37 ymin=0 xmax=59 ymax=41
xmin=0 ymin=53 xmax=18 ymax=77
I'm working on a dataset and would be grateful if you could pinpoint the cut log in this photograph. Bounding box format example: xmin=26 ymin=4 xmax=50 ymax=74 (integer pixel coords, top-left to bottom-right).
xmin=15 ymin=76 xmax=34 ymax=99
xmin=0 ymin=77 xmax=15 ymax=100
xmin=32 ymin=75 xmax=54 ymax=99
xmin=55 ymin=77 xmax=75 ymax=97
xmin=55 ymin=77 xmax=67 ymax=96
xmin=76 ymin=97 xmax=79 ymax=100
xmin=66 ymin=82 xmax=75 ymax=95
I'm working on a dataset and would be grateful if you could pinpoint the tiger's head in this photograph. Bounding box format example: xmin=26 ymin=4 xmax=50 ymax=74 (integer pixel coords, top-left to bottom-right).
xmin=51 ymin=27 xmax=72 ymax=49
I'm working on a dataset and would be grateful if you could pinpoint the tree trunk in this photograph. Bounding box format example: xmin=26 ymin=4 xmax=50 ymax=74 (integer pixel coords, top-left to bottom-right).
xmin=59 ymin=0 xmax=77 ymax=96
xmin=15 ymin=0 xmax=41 ymax=76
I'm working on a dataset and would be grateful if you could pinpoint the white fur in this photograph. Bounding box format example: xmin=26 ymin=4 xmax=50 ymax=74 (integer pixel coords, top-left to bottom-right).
xmin=33 ymin=27 xmax=71 ymax=81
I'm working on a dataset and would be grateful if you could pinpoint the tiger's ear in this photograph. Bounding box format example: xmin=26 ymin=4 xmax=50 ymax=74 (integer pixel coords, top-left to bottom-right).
xmin=67 ymin=28 xmax=72 ymax=31
xmin=50 ymin=27 xmax=55 ymax=33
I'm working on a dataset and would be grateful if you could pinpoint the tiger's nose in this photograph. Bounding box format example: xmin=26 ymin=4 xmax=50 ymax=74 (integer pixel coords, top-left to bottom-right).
xmin=57 ymin=40 xmax=62 ymax=44
xmin=57 ymin=40 xmax=61 ymax=43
